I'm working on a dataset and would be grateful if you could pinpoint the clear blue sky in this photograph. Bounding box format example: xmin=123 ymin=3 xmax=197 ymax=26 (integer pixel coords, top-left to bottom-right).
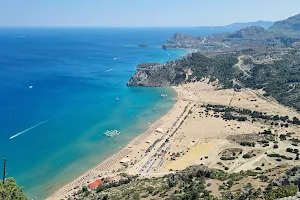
xmin=0 ymin=0 xmax=299 ymax=27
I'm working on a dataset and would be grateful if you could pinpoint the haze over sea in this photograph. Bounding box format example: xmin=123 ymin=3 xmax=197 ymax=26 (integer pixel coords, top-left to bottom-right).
xmin=0 ymin=27 xmax=217 ymax=199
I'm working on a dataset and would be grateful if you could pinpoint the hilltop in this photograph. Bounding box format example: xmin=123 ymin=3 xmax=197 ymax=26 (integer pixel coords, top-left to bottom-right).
xmin=269 ymin=14 xmax=300 ymax=36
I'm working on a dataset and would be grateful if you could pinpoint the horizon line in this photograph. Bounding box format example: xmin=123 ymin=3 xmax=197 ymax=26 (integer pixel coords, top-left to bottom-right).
xmin=0 ymin=20 xmax=276 ymax=29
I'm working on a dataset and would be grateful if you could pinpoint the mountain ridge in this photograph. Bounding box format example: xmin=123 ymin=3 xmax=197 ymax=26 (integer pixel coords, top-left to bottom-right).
xmin=197 ymin=21 xmax=274 ymax=32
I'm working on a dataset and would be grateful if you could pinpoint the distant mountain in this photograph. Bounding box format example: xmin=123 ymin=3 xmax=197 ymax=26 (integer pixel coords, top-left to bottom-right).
xmin=197 ymin=21 xmax=274 ymax=33
xmin=269 ymin=14 xmax=300 ymax=36
xmin=162 ymin=14 xmax=300 ymax=50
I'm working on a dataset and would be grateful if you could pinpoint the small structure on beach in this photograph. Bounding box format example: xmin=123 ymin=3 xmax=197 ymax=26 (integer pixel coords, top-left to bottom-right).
xmin=146 ymin=140 xmax=152 ymax=144
xmin=156 ymin=128 xmax=164 ymax=133
xmin=127 ymin=174 xmax=134 ymax=178
xmin=88 ymin=179 xmax=104 ymax=190
xmin=119 ymin=158 xmax=131 ymax=164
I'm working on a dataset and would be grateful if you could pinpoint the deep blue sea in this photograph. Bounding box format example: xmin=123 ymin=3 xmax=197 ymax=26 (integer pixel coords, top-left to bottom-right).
xmin=0 ymin=27 xmax=215 ymax=199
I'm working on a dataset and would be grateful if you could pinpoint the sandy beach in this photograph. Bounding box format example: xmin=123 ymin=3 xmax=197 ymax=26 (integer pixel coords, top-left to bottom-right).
xmin=47 ymin=80 xmax=300 ymax=199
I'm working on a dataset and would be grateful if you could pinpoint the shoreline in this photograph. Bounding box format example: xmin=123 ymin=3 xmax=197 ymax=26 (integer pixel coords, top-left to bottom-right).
xmin=47 ymin=80 xmax=300 ymax=199
xmin=46 ymin=88 xmax=183 ymax=200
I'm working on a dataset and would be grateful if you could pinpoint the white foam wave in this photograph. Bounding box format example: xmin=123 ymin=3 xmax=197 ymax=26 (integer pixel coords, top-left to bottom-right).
xmin=104 ymin=69 xmax=114 ymax=72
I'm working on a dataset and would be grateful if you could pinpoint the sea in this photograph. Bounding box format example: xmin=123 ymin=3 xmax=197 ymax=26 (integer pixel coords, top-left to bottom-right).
xmin=0 ymin=27 xmax=221 ymax=199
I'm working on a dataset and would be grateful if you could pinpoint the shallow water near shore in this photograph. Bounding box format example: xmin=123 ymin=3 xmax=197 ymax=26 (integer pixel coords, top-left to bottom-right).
xmin=0 ymin=27 xmax=216 ymax=199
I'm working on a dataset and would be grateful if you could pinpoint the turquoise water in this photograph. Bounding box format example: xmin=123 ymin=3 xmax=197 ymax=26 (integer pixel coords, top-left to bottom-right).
xmin=0 ymin=27 xmax=211 ymax=199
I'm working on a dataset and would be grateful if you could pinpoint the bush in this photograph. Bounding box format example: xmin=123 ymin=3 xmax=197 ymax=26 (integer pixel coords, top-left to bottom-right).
xmin=146 ymin=186 xmax=155 ymax=194
xmin=224 ymin=167 xmax=229 ymax=170
xmin=267 ymin=153 xmax=281 ymax=157
xmin=255 ymin=167 xmax=262 ymax=170
xmin=262 ymin=129 xmax=272 ymax=134
xmin=246 ymin=171 xmax=258 ymax=176
xmin=243 ymin=154 xmax=251 ymax=159
xmin=220 ymin=157 xmax=235 ymax=160
xmin=273 ymin=144 xmax=279 ymax=149
xmin=240 ymin=141 xmax=255 ymax=147
xmin=259 ymin=175 xmax=268 ymax=182
xmin=264 ymin=184 xmax=297 ymax=199
xmin=237 ymin=116 xmax=247 ymax=121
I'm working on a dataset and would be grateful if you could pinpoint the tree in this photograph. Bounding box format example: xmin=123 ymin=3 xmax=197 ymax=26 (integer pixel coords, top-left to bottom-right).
xmin=0 ymin=178 xmax=27 ymax=200
xmin=292 ymin=117 xmax=300 ymax=125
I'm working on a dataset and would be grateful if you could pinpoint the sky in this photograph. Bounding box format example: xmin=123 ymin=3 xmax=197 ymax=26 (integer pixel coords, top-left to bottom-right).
xmin=0 ymin=0 xmax=299 ymax=27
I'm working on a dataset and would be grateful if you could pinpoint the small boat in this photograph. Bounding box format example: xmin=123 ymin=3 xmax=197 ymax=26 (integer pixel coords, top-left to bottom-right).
xmin=29 ymin=85 xmax=33 ymax=89
xmin=160 ymin=94 xmax=167 ymax=97
xmin=115 ymin=97 xmax=119 ymax=101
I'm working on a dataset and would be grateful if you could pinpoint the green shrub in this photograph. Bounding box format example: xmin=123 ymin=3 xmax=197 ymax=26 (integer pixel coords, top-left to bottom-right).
xmin=267 ymin=153 xmax=281 ymax=157
xmin=264 ymin=184 xmax=297 ymax=199
xmin=246 ymin=171 xmax=258 ymax=176
xmin=220 ymin=156 xmax=235 ymax=160
xmin=243 ymin=154 xmax=251 ymax=158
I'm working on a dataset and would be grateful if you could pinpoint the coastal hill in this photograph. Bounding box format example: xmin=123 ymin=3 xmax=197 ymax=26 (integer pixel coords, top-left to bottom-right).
xmin=128 ymin=13 xmax=300 ymax=111
xmin=269 ymin=14 xmax=300 ymax=36
xmin=197 ymin=21 xmax=274 ymax=33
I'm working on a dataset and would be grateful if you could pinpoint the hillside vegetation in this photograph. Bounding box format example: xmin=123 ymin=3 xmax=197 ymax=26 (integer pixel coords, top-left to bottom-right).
xmin=79 ymin=165 xmax=299 ymax=200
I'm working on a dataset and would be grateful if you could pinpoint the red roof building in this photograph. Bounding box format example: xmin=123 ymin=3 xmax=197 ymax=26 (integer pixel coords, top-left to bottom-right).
xmin=127 ymin=174 xmax=133 ymax=178
xmin=88 ymin=179 xmax=104 ymax=189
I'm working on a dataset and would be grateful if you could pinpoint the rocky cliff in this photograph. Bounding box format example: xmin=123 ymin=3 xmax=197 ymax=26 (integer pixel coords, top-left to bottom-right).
xmin=127 ymin=53 xmax=239 ymax=87
xmin=127 ymin=61 xmax=186 ymax=87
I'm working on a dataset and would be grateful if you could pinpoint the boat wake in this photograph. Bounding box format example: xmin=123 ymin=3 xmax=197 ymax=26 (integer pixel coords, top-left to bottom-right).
xmin=113 ymin=57 xmax=119 ymax=60
xmin=104 ymin=69 xmax=114 ymax=72
xmin=9 ymin=117 xmax=55 ymax=140
xmin=166 ymin=53 xmax=171 ymax=56
xmin=124 ymin=45 xmax=135 ymax=47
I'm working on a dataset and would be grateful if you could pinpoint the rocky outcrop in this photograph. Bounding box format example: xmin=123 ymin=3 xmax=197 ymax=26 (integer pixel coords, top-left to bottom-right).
xmin=127 ymin=53 xmax=240 ymax=88
xmin=127 ymin=62 xmax=186 ymax=87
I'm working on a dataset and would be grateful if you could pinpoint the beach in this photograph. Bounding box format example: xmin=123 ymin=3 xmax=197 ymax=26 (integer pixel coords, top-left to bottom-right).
xmin=47 ymin=79 xmax=300 ymax=199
